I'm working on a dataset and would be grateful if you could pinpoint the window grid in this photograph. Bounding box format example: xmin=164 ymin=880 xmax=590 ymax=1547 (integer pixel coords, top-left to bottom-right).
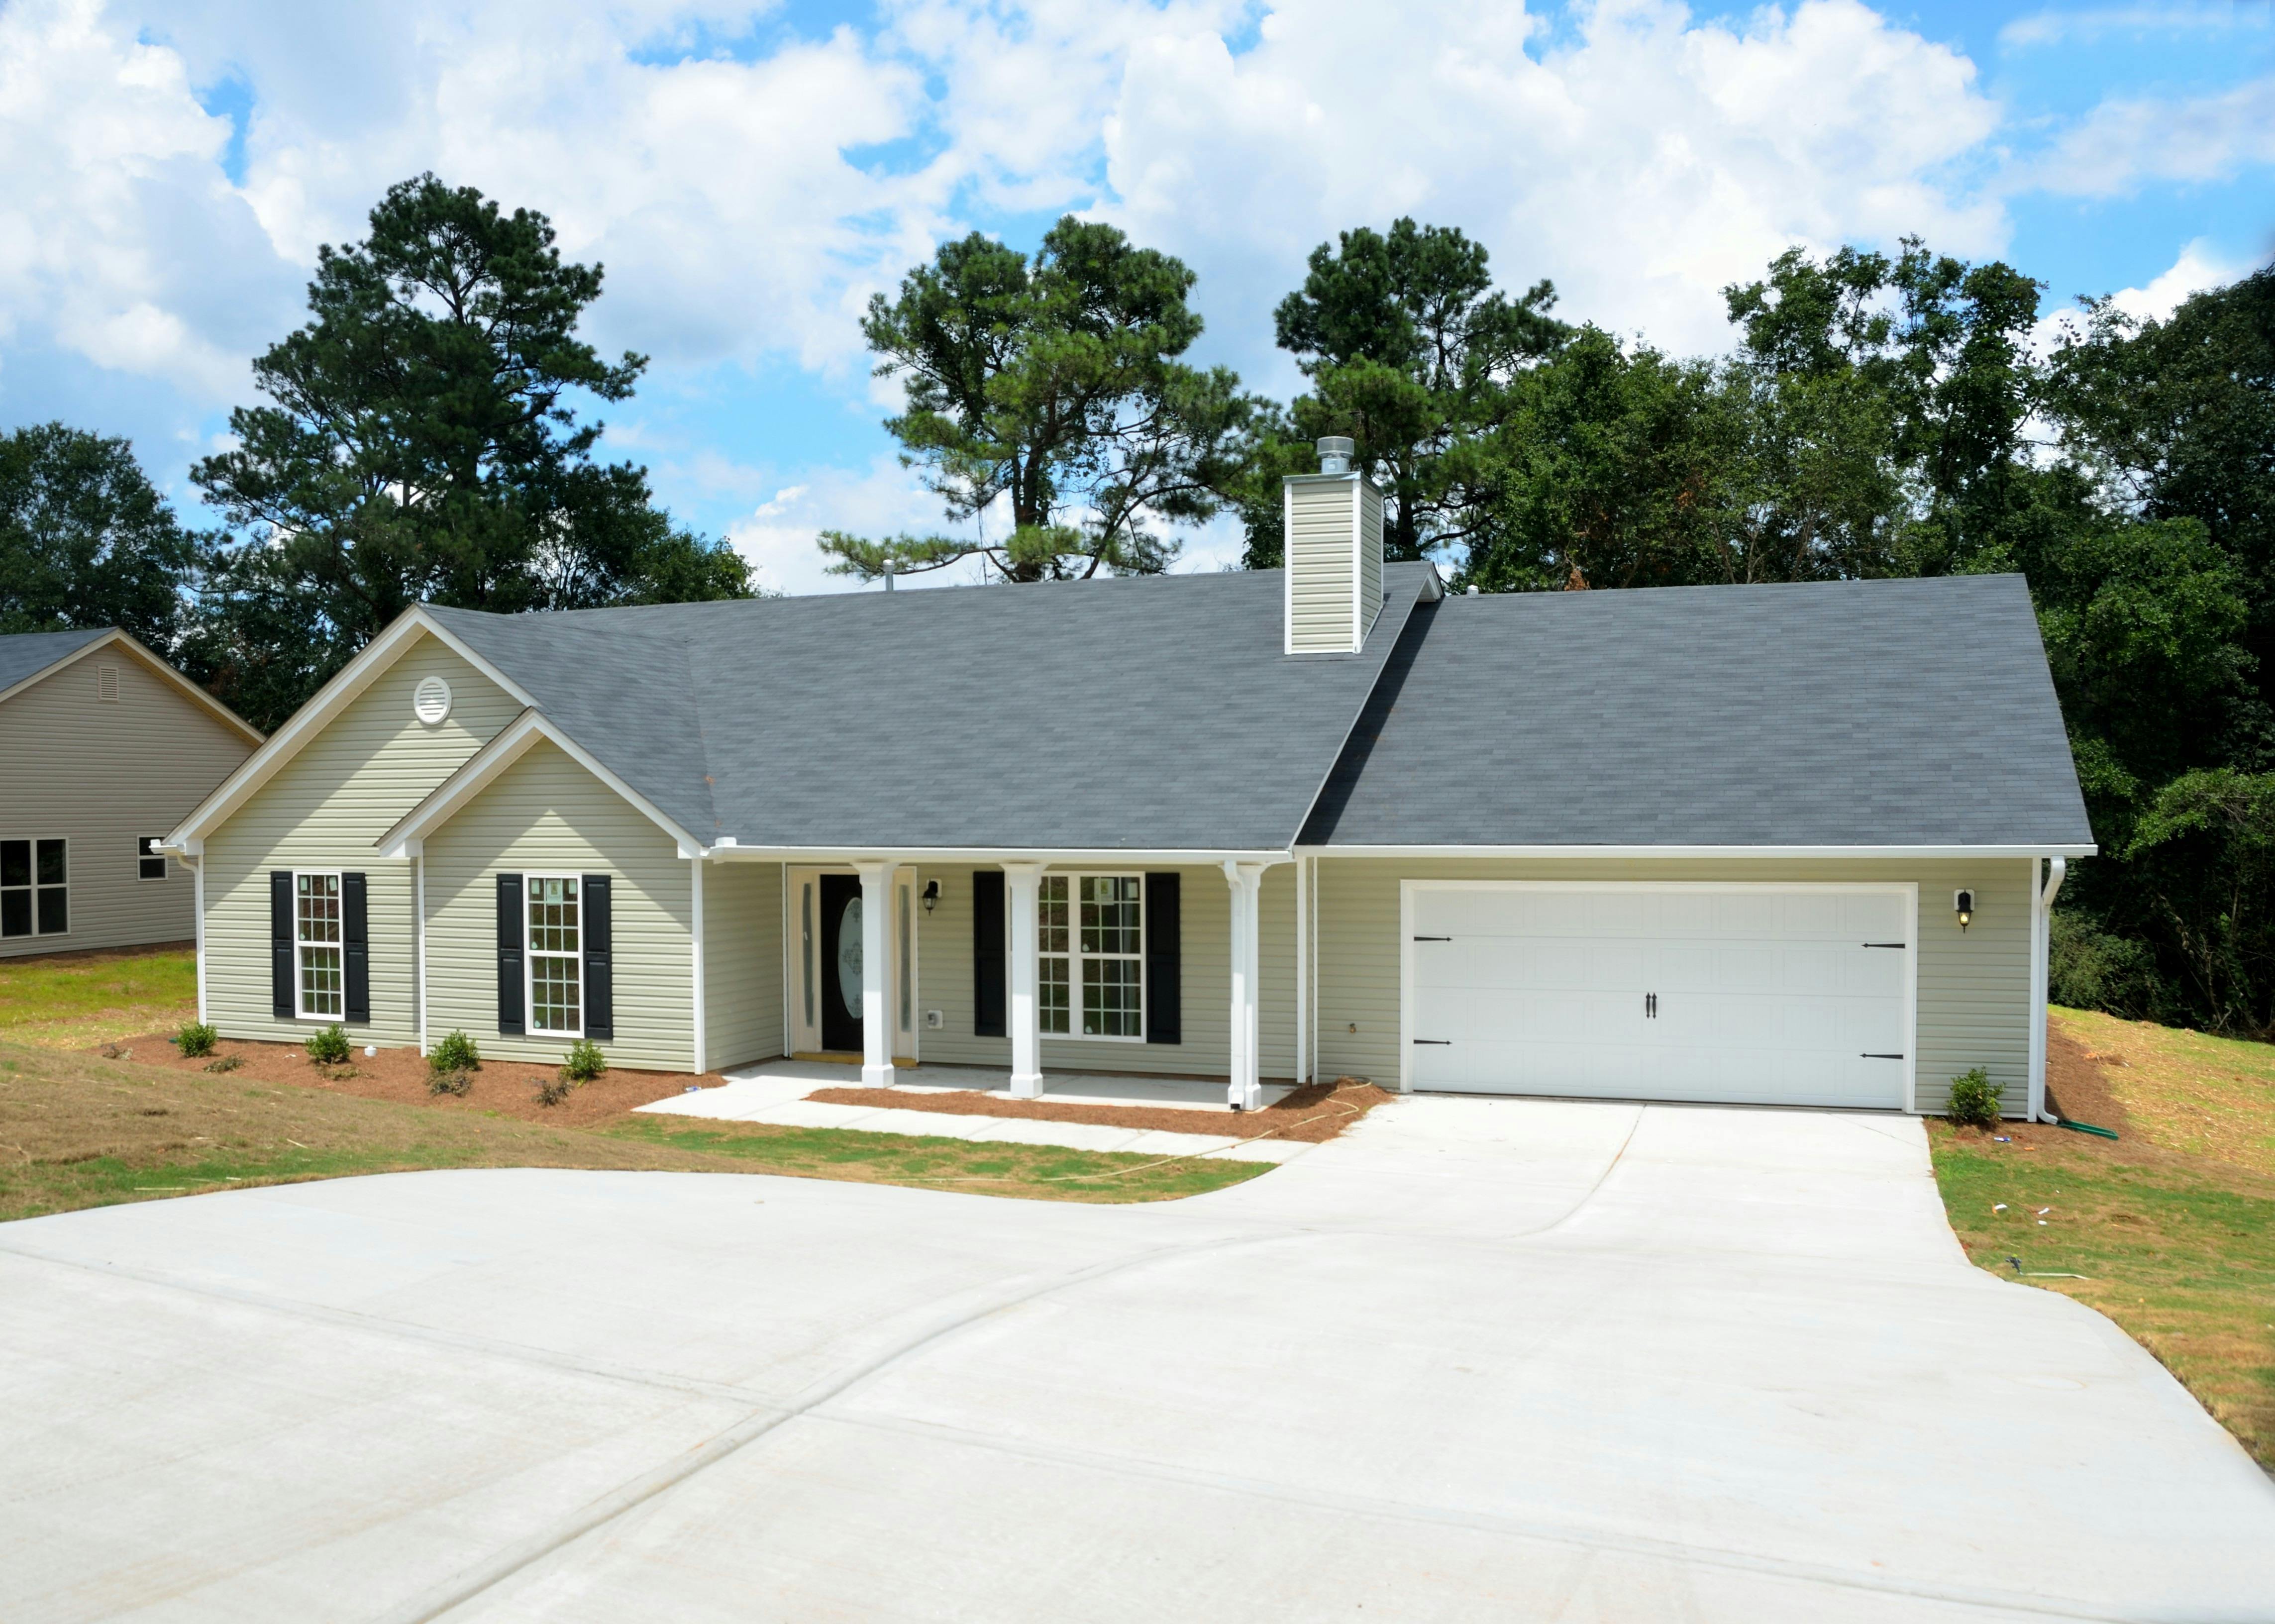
xmin=526 ymin=876 xmax=583 ymax=1036
xmin=138 ymin=837 xmax=167 ymax=882
xmin=0 ymin=838 xmax=68 ymax=938
xmin=1037 ymin=873 xmax=1142 ymax=1040
xmin=296 ymin=872 xmax=341 ymax=1017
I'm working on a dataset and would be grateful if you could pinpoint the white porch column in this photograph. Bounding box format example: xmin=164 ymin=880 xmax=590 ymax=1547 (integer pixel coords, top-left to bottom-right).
xmin=1224 ymin=860 xmax=1264 ymax=1111
xmin=856 ymin=859 xmax=894 ymax=1087
xmin=1003 ymin=862 xmax=1046 ymax=1098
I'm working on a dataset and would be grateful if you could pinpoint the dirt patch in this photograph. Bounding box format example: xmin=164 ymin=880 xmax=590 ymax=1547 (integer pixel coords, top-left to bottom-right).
xmin=107 ymin=1033 xmax=725 ymax=1128
xmin=804 ymin=1078 xmax=1394 ymax=1143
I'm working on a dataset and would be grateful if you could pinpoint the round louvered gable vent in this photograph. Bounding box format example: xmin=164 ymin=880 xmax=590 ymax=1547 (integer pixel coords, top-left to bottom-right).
xmin=413 ymin=675 xmax=452 ymax=725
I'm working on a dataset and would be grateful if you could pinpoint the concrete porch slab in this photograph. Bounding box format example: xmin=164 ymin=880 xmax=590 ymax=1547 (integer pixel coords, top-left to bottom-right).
xmin=632 ymin=1061 xmax=1314 ymax=1165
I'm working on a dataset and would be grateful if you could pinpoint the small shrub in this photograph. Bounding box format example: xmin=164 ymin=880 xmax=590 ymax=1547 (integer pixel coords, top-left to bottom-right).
xmin=203 ymin=1055 xmax=242 ymax=1074
xmin=561 ymin=1038 xmax=607 ymax=1083
xmin=1945 ymin=1067 xmax=2003 ymax=1130
xmin=429 ymin=1029 xmax=481 ymax=1073
xmin=428 ymin=1069 xmax=472 ymax=1098
xmin=177 ymin=1021 xmax=218 ymax=1058
xmin=533 ymin=1075 xmax=574 ymax=1108
xmin=305 ymin=1024 xmax=351 ymax=1065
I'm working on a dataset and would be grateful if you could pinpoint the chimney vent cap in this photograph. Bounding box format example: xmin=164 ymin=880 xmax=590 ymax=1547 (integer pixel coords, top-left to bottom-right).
xmin=1315 ymin=436 xmax=1355 ymax=476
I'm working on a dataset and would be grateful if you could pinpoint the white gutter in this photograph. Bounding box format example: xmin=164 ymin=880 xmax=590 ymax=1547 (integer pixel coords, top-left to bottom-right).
xmin=2029 ymin=856 xmax=2068 ymax=1123
xmin=1293 ymin=843 xmax=2097 ymax=860
xmin=696 ymin=845 xmax=1296 ymax=866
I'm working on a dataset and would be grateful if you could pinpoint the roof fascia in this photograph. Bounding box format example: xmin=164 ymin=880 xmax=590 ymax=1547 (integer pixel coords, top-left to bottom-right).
xmin=1294 ymin=843 xmax=2099 ymax=859
xmin=166 ymin=607 xmax=537 ymax=852
xmin=379 ymin=707 xmax=705 ymax=860
xmin=696 ymin=847 xmax=1294 ymax=865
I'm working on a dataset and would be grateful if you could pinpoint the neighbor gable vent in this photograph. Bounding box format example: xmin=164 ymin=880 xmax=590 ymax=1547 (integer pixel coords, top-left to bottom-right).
xmin=1283 ymin=437 xmax=1384 ymax=655
xmin=96 ymin=665 xmax=119 ymax=702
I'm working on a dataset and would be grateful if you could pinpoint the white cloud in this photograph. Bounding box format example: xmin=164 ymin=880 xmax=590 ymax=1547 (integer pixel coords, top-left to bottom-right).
xmin=724 ymin=456 xmax=987 ymax=596
xmin=2030 ymin=72 xmax=2275 ymax=199
xmin=1999 ymin=6 xmax=2272 ymax=50
xmin=2031 ymin=237 xmax=2249 ymax=354
xmin=1095 ymin=0 xmax=2007 ymax=364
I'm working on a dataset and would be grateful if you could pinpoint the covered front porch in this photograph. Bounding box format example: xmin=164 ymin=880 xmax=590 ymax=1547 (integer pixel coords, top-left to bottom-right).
xmin=697 ymin=852 xmax=1314 ymax=1109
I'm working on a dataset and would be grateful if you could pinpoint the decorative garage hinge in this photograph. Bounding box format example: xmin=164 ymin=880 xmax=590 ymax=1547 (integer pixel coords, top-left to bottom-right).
xmin=1861 ymin=1052 xmax=1906 ymax=1059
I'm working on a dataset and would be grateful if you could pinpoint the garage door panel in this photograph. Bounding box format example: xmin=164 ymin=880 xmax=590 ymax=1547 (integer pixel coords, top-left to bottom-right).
xmin=1408 ymin=885 xmax=1910 ymax=1109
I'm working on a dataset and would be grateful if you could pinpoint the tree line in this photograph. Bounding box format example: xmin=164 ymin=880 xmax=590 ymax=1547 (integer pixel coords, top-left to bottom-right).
xmin=5 ymin=177 xmax=2271 ymax=1036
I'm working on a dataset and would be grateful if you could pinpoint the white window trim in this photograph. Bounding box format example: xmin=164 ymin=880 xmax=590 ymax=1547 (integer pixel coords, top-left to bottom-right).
xmin=1039 ymin=870 xmax=1146 ymax=1043
xmin=293 ymin=868 xmax=344 ymax=1021
xmin=137 ymin=836 xmax=169 ymax=882
xmin=2 ymin=836 xmax=72 ymax=940
xmin=524 ymin=872 xmax=585 ymax=1039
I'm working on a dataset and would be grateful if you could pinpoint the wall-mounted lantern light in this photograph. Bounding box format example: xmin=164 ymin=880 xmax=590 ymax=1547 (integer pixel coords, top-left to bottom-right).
xmin=922 ymin=878 xmax=941 ymax=914
xmin=1954 ymin=889 xmax=1975 ymax=932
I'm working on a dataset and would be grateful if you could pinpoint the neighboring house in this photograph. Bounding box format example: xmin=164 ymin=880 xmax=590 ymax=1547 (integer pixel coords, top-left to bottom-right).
xmin=163 ymin=440 xmax=2093 ymax=1119
xmin=0 ymin=629 xmax=263 ymax=960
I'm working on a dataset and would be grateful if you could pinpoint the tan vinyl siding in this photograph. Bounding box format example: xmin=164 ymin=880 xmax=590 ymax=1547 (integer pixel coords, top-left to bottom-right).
xmin=202 ymin=636 xmax=517 ymax=1043
xmin=1311 ymin=856 xmax=2035 ymax=1115
xmin=1357 ymin=480 xmax=1385 ymax=646
xmin=423 ymin=741 xmax=694 ymax=1072
xmin=910 ymin=863 xmax=1299 ymax=1083
xmin=0 ymin=647 xmax=254 ymax=957
xmin=1286 ymin=477 xmax=1358 ymax=653
xmin=703 ymin=859 xmax=783 ymax=1070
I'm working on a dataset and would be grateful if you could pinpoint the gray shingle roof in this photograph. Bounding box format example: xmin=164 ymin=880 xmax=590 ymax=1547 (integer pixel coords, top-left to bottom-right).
xmin=424 ymin=564 xmax=1438 ymax=852
xmin=1299 ymin=574 xmax=2093 ymax=849
xmin=0 ymin=628 xmax=111 ymax=696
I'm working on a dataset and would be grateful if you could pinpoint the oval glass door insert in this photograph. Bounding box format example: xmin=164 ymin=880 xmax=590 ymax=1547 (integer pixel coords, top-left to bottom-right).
xmin=836 ymin=896 xmax=863 ymax=1021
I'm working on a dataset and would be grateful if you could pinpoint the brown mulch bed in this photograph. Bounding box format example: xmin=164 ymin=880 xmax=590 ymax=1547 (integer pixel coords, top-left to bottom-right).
xmin=804 ymin=1078 xmax=1395 ymax=1142
xmin=101 ymin=1033 xmax=723 ymax=1128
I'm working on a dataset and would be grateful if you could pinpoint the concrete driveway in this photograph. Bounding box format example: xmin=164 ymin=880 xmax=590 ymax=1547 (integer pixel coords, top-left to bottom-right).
xmin=3 ymin=1098 xmax=2271 ymax=1623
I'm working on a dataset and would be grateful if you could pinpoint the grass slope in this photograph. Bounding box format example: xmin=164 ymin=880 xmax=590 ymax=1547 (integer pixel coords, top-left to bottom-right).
xmin=0 ymin=1041 xmax=1264 ymax=1221
xmin=1931 ymin=1009 xmax=2275 ymax=1471
xmin=0 ymin=946 xmax=196 ymax=1048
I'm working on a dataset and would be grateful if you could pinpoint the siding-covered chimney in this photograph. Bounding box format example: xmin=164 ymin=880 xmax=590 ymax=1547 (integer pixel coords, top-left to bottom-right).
xmin=1283 ymin=436 xmax=1384 ymax=655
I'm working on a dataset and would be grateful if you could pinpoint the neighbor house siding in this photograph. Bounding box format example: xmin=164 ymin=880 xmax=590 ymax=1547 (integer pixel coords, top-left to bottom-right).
xmin=1357 ymin=479 xmax=1384 ymax=645
xmin=201 ymin=636 xmax=517 ymax=1043
xmin=703 ymin=859 xmax=783 ymax=1071
xmin=422 ymin=740 xmax=694 ymax=1072
xmin=1287 ymin=478 xmax=1358 ymax=653
xmin=910 ymin=862 xmax=1300 ymax=1082
xmin=1310 ymin=856 xmax=2035 ymax=1116
xmin=0 ymin=648 xmax=254 ymax=958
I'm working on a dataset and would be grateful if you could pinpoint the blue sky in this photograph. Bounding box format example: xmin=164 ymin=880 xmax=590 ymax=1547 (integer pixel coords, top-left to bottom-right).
xmin=2 ymin=0 xmax=2269 ymax=593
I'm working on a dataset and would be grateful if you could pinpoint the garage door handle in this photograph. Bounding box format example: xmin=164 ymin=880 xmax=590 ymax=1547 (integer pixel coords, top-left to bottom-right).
xmin=1861 ymin=1052 xmax=1905 ymax=1059
xmin=1412 ymin=1038 xmax=1450 ymax=1045
xmin=1412 ymin=935 xmax=1451 ymax=941
xmin=1862 ymin=942 xmax=1907 ymax=949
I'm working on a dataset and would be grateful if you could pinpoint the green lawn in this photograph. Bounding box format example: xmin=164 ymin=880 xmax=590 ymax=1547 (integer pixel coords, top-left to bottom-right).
xmin=1931 ymin=1007 xmax=2275 ymax=1471
xmin=0 ymin=946 xmax=196 ymax=1048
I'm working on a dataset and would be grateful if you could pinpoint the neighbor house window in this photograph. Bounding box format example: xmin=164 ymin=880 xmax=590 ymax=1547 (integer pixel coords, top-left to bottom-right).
xmin=1 ymin=839 xmax=68 ymax=938
xmin=526 ymin=875 xmax=582 ymax=1036
xmin=296 ymin=872 xmax=342 ymax=1016
xmin=138 ymin=837 xmax=168 ymax=881
xmin=1037 ymin=874 xmax=1143 ymax=1039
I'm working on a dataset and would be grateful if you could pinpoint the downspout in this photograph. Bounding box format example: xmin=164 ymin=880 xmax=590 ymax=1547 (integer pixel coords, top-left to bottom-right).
xmin=191 ymin=854 xmax=207 ymax=1025
xmin=2029 ymin=856 xmax=2067 ymax=1123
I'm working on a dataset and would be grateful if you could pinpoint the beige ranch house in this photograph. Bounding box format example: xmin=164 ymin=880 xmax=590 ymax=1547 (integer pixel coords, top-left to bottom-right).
xmin=2 ymin=628 xmax=261 ymax=959
xmin=165 ymin=440 xmax=2093 ymax=1119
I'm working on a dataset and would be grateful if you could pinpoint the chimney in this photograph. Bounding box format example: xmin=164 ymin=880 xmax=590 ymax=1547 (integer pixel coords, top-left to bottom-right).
xmin=1282 ymin=437 xmax=1384 ymax=655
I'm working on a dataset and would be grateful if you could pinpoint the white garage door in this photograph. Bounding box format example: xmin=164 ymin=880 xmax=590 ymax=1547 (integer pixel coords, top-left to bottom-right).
xmin=1405 ymin=885 xmax=1913 ymax=1109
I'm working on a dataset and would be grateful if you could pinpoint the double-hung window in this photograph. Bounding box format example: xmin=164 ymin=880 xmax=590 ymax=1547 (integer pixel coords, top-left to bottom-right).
xmin=526 ymin=876 xmax=582 ymax=1036
xmin=295 ymin=872 xmax=343 ymax=1017
xmin=1037 ymin=874 xmax=1143 ymax=1039
xmin=0 ymin=839 xmax=68 ymax=938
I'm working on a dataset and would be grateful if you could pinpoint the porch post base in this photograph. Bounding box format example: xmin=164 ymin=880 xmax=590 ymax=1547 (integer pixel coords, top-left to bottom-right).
xmin=1008 ymin=1070 xmax=1045 ymax=1100
xmin=861 ymin=1064 xmax=896 ymax=1089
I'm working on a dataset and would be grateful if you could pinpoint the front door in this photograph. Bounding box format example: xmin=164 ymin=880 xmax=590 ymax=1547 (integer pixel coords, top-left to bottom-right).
xmin=819 ymin=872 xmax=864 ymax=1053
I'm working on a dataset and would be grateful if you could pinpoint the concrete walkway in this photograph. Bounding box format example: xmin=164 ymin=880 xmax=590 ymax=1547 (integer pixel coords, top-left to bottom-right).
xmin=3 ymin=1098 xmax=2272 ymax=1622
xmin=634 ymin=1058 xmax=1313 ymax=1163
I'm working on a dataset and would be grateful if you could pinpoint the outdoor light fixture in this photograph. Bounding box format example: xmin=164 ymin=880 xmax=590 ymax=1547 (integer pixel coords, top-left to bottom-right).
xmin=922 ymin=878 xmax=941 ymax=914
xmin=1955 ymin=889 xmax=1975 ymax=932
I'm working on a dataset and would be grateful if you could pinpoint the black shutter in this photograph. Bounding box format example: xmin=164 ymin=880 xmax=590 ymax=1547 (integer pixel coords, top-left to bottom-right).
xmin=1145 ymin=872 xmax=1181 ymax=1045
xmin=973 ymin=869 xmax=1005 ymax=1038
xmin=582 ymin=874 xmax=613 ymax=1040
xmin=270 ymin=871 xmax=294 ymax=1017
xmin=496 ymin=873 xmax=524 ymax=1034
xmin=341 ymin=872 xmax=369 ymax=1023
